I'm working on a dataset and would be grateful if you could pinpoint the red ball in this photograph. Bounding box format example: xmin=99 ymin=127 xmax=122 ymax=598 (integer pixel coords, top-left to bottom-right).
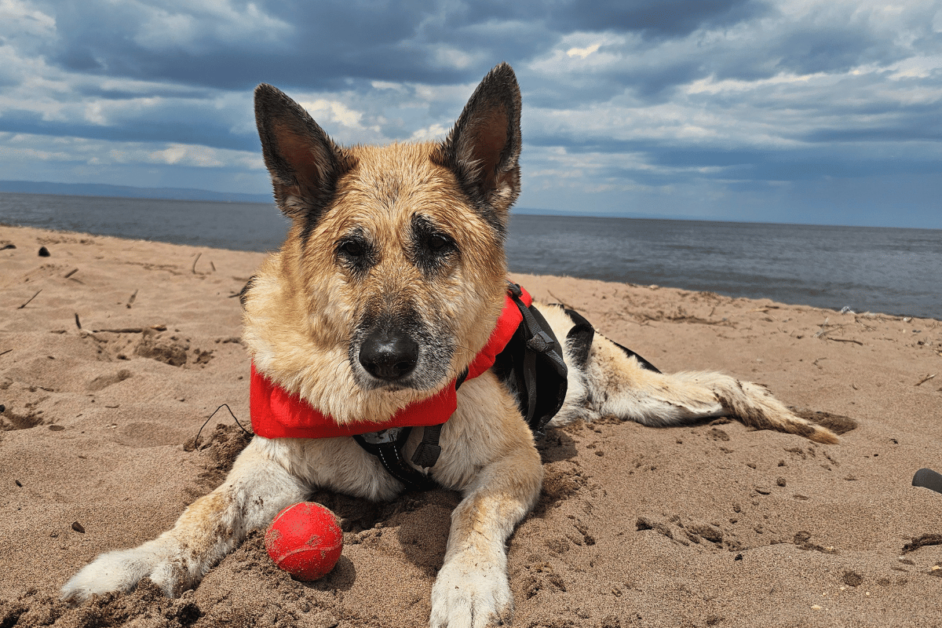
xmin=264 ymin=502 xmax=343 ymax=581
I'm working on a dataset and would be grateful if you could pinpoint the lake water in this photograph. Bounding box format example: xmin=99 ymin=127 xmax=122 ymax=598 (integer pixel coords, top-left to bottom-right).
xmin=2 ymin=192 xmax=940 ymax=320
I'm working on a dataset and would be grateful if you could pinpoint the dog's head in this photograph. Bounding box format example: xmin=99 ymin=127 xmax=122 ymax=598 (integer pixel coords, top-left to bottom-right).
xmin=251 ymin=64 xmax=521 ymax=398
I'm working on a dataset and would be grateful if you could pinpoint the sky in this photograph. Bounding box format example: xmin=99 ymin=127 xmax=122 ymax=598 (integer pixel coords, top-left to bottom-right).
xmin=0 ymin=0 xmax=940 ymax=228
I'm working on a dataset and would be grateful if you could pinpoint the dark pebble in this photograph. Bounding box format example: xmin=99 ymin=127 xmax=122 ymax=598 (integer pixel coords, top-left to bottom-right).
xmin=38 ymin=246 xmax=50 ymax=257
xmin=71 ymin=521 xmax=85 ymax=533
xmin=15 ymin=480 xmax=22 ymax=487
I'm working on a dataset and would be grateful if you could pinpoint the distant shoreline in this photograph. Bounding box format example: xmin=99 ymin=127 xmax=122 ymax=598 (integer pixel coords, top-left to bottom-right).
xmin=3 ymin=187 xmax=939 ymax=231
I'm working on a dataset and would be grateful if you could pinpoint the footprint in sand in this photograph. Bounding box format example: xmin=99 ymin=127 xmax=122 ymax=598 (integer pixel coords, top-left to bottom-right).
xmin=86 ymin=369 xmax=133 ymax=392
xmin=0 ymin=407 xmax=43 ymax=431
xmin=135 ymin=330 xmax=189 ymax=366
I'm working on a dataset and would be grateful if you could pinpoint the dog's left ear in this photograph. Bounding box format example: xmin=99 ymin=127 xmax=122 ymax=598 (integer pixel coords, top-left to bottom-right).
xmin=437 ymin=63 xmax=522 ymax=218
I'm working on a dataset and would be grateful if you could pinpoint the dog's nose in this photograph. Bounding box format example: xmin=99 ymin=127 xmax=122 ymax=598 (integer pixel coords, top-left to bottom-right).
xmin=359 ymin=329 xmax=419 ymax=381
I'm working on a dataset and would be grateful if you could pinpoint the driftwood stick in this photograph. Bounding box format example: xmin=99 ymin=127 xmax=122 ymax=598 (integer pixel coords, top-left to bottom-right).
xmin=64 ymin=268 xmax=78 ymax=279
xmin=74 ymin=313 xmax=82 ymax=330
xmin=192 ymin=252 xmax=202 ymax=274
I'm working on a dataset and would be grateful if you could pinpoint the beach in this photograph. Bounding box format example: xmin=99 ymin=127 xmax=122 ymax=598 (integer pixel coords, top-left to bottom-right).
xmin=1 ymin=223 xmax=941 ymax=627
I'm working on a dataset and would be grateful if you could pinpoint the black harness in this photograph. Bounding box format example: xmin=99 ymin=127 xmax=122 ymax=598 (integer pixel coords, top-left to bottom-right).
xmin=353 ymin=283 xmax=660 ymax=491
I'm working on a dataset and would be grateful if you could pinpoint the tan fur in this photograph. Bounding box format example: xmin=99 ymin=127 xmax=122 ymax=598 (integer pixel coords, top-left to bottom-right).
xmin=61 ymin=64 xmax=837 ymax=628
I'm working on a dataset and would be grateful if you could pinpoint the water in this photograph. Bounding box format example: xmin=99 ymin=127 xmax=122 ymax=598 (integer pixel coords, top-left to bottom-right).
xmin=2 ymin=192 xmax=940 ymax=320
xmin=505 ymin=215 xmax=942 ymax=320
xmin=0 ymin=192 xmax=290 ymax=252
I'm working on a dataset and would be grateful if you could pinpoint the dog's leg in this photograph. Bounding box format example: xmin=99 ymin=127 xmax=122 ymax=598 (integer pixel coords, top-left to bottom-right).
xmin=61 ymin=438 xmax=307 ymax=602
xmin=428 ymin=376 xmax=543 ymax=628
xmin=537 ymin=304 xmax=838 ymax=443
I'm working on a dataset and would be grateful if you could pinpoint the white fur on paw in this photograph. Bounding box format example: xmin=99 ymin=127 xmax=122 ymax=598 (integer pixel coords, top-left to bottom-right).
xmin=61 ymin=543 xmax=178 ymax=603
xmin=430 ymin=559 xmax=512 ymax=628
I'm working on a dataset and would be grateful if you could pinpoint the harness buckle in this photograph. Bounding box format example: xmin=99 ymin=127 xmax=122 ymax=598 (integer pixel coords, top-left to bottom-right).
xmin=526 ymin=330 xmax=555 ymax=353
xmin=358 ymin=428 xmax=404 ymax=446
xmin=411 ymin=441 xmax=443 ymax=468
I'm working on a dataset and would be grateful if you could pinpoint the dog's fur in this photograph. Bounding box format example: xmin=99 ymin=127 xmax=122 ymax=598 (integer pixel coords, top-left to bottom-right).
xmin=61 ymin=64 xmax=838 ymax=627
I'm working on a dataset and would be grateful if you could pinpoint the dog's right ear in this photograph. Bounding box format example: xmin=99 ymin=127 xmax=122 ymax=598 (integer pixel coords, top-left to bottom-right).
xmin=254 ymin=84 xmax=355 ymax=224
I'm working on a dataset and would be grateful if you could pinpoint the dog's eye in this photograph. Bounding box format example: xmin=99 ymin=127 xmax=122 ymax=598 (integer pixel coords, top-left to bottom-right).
xmin=427 ymin=235 xmax=450 ymax=252
xmin=341 ymin=241 xmax=365 ymax=257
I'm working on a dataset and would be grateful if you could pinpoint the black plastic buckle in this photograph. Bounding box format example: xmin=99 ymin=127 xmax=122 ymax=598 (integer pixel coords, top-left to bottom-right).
xmin=526 ymin=330 xmax=555 ymax=353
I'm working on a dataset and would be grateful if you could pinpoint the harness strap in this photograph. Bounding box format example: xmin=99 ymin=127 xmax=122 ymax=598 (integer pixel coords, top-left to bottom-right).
xmin=354 ymin=365 xmax=469 ymax=490
xmin=507 ymin=283 xmax=568 ymax=434
xmin=411 ymin=423 xmax=443 ymax=468
xmin=353 ymin=427 xmax=437 ymax=491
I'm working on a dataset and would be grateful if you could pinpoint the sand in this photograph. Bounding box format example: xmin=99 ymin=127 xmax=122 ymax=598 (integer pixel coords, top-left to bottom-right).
xmin=1 ymin=223 xmax=941 ymax=628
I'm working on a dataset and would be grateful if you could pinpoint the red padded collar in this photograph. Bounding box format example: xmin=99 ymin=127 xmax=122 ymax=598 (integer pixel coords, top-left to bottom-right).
xmin=250 ymin=285 xmax=532 ymax=439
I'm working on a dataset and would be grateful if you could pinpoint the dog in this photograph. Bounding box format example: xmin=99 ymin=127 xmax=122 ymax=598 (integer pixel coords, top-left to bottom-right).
xmin=61 ymin=63 xmax=838 ymax=627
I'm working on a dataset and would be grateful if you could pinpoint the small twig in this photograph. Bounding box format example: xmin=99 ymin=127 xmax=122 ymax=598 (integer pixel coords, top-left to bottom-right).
xmin=16 ymin=290 xmax=41 ymax=309
xmin=210 ymin=261 xmax=216 ymax=272
xmin=64 ymin=268 xmax=78 ymax=279
xmin=90 ymin=324 xmax=166 ymax=334
xmin=192 ymin=252 xmax=201 ymax=274
xmin=189 ymin=403 xmax=254 ymax=450
xmin=547 ymin=291 xmax=573 ymax=309
xmin=126 ymin=289 xmax=138 ymax=309
xmin=0 ymin=349 xmax=12 ymax=358
xmin=915 ymin=374 xmax=937 ymax=387
xmin=824 ymin=337 xmax=863 ymax=346
xmin=92 ymin=327 xmax=144 ymax=334
xmin=74 ymin=313 xmax=82 ymax=330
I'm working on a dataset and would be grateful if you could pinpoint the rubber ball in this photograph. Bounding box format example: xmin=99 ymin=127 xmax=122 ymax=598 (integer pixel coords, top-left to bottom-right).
xmin=264 ymin=502 xmax=343 ymax=581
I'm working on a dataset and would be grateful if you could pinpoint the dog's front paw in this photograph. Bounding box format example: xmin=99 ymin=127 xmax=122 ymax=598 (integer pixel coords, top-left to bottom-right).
xmin=61 ymin=541 xmax=185 ymax=603
xmin=430 ymin=557 xmax=512 ymax=628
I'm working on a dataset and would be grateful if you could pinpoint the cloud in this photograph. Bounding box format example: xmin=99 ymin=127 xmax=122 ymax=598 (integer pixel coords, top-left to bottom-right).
xmin=567 ymin=43 xmax=601 ymax=59
xmin=0 ymin=0 xmax=939 ymax=227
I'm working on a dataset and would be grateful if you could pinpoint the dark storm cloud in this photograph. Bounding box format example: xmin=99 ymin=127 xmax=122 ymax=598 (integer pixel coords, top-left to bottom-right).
xmin=1 ymin=0 xmax=940 ymax=227
xmin=34 ymin=0 xmax=501 ymax=90
xmin=545 ymin=0 xmax=770 ymax=37
xmin=32 ymin=0 xmax=772 ymax=93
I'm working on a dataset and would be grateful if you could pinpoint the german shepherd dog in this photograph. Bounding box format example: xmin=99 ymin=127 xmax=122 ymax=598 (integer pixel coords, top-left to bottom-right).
xmin=62 ymin=64 xmax=837 ymax=627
